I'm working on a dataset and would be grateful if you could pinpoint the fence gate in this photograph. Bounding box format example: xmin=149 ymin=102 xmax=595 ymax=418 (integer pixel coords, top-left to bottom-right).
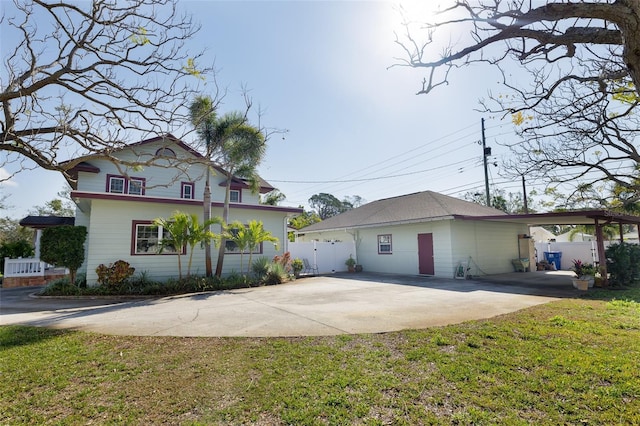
xmin=288 ymin=241 xmax=356 ymax=274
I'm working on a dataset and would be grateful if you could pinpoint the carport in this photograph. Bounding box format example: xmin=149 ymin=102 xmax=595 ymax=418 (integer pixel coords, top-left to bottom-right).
xmin=472 ymin=210 xmax=640 ymax=285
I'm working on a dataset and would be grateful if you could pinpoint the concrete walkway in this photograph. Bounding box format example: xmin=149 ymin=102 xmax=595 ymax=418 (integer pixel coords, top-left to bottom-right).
xmin=0 ymin=272 xmax=580 ymax=337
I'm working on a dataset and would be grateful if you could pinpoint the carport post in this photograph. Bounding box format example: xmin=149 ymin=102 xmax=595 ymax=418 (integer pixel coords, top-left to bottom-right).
xmin=595 ymin=218 xmax=608 ymax=287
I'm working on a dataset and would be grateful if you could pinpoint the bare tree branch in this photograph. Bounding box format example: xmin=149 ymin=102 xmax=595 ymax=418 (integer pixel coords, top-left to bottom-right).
xmin=0 ymin=0 xmax=210 ymax=183
xmin=396 ymin=0 xmax=640 ymax=208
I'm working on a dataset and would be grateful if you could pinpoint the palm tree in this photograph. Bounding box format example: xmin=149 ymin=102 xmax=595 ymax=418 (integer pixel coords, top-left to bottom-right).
xmin=569 ymin=224 xmax=618 ymax=241
xmin=184 ymin=213 xmax=221 ymax=277
xmin=189 ymin=97 xmax=218 ymax=277
xmin=244 ymin=220 xmax=278 ymax=274
xmin=190 ymin=97 xmax=266 ymax=278
xmin=154 ymin=213 xmax=190 ymax=280
xmin=223 ymin=221 xmax=252 ymax=273
xmin=155 ymin=211 xmax=222 ymax=279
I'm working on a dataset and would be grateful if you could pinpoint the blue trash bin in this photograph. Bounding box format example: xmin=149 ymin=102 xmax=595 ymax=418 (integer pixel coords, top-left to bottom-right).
xmin=544 ymin=251 xmax=562 ymax=270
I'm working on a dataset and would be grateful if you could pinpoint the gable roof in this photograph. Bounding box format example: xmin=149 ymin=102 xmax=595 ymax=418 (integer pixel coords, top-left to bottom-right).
xmin=63 ymin=133 xmax=275 ymax=193
xmin=300 ymin=191 xmax=506 ymax=233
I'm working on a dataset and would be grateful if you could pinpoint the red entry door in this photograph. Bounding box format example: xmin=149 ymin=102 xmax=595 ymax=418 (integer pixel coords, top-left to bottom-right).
xmin=418 ymin=233 xmax=435 ymax=275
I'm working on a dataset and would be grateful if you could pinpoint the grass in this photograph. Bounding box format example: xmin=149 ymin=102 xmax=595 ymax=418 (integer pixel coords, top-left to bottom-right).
xmin=2 ymin=288 xmax=640 ymax=425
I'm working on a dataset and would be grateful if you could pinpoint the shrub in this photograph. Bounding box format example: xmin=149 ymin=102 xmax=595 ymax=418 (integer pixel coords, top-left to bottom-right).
xmin=40 ymin=278 xmax=81 ymax=296
xmin=606 ymin=242 xmax=640 ymax=287
xmin=264 ymin=262 xmax=287 ymax=285
xmin=251 ymin=257 xmax=270 ymax=280
xmin=273 ymin=251 xmax=292 ymax=273
xmin=96 ymin=260 xmax=135 ymax=288
xmin=40 ymin=225 xmax=87 ymax=284
xmin=0 ymin=240 xmax=34 ymax=273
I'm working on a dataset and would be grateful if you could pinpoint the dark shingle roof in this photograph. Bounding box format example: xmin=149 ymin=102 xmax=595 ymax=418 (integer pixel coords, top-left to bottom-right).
xmin=19 ymin=216 xmax=75 ymax=228
xmin=300 ymin=191 xmax=506 ymax=232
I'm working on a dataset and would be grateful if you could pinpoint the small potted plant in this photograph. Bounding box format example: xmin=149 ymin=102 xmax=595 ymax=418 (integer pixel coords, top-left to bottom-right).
xmin=570 ymin=259 xmax=594 ymax=290
xmin=291 ymin=258 xmax=304 ymax=278
xmin=345 ymin=255 xmax=356 ymax=272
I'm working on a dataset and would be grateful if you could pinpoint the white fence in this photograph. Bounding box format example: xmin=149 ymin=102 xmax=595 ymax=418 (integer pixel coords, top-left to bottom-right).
xmin=534 ymin=241 xmax=627 ymax=270
xmin=288 ymin=241 xmax=356 ymax=274
xmin=4 ymin=257 xmax=46 ymax=277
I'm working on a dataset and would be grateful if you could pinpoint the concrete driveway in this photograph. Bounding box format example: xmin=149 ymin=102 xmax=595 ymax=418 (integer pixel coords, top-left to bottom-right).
xmin=0 ymin=273 xmax=578 ymax=337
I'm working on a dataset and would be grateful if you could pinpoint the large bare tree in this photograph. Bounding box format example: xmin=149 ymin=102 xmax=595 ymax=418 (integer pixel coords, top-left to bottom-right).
xmin=395 ymin=1 xmax=640 ymax=207
xmin=0 ymin=0 xmax=208 ymax=183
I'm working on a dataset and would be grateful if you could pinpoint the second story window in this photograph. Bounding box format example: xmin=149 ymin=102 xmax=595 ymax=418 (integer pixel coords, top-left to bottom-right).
xmin=107 ymin=174 xmax=145 ymax=195
xmin=109 ymin=176 xmax=126 ymax=194
xmin=230 ymin=189 xmax=241 ymax=203
xmin=181 ymin=182 xmax=195 ymax=199
xmin=129 ymin=179 xmax=144 ymax=195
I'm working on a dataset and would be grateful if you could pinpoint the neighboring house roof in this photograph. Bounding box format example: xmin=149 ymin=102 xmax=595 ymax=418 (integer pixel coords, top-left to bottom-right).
xmin=529 ymin=226 xmax=556 ymax=243
xmin=19 ymin=216 xmax=75 ymax=228
xmin=555 ymin=231 xmax=594 ymax=242
xmin=300 ymin=191 xmax=506 ymax=233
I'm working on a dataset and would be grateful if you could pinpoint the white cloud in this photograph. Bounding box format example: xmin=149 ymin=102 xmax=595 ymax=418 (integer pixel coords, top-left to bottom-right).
xmin=0 ymin=168 xmax=18 ymax=187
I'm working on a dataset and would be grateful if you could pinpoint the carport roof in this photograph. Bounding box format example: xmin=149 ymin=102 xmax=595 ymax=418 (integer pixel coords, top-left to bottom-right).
xmin=466 ymin=210 xmax=640 ymax=226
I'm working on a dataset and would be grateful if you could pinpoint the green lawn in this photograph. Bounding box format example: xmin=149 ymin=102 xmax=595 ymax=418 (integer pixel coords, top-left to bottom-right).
xmin=2 ymin=289 xmax=640 ymax=425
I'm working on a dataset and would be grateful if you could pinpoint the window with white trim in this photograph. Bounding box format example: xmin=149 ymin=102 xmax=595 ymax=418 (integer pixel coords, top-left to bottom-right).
xmin=181 ymin=182 xmax=195 ymax=199
xmin=107 ymin=175 xmax=145 ymax=195
xmin=109 ymin=176 xmax=126 ymax=194
xmin=229 ymin=189 xmax=240 ymax=203
xmin=378 ymin=234 xmax=392 ymax=254
xmin=128 ymin=178 xmax=144 ymax=195
xmin=133 ymin=222 xmax=178 ymax=255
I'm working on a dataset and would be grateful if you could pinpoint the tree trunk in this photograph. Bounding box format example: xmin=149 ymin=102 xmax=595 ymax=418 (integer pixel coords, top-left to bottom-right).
xmin=620 ymin=3 xmax=640 ymax=94
xmin=204 ymin=167 xmax=213 ymax=277
xmin=214 ymin=174 xmax=232 ymax=277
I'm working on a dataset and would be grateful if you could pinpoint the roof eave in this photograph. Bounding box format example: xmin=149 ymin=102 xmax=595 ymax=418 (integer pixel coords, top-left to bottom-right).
xmin=299 ymin=215 xmax=457 ymax=234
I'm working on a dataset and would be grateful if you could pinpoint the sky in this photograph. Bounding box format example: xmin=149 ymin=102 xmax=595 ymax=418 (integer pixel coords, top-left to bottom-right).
xmin=1 ymin=0 xmax=532 ymax=218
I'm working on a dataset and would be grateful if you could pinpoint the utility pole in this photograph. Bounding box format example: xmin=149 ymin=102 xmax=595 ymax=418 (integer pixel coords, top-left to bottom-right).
xmin=481 ymin=118 xmax=491 ymax=207
xmin=521 ymin=175 xmax=529 ymax=214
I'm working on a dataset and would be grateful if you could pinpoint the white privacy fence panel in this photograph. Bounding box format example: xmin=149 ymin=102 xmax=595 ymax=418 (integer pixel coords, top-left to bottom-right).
xmin=534 ymin=241 xmax=625 ymax=270
xmin=288 ymin=241 xmax=356 ymax=274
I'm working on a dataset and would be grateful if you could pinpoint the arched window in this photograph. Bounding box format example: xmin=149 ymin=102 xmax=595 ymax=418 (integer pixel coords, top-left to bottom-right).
xmin=155 ymin=147 xmax=176 ymax=157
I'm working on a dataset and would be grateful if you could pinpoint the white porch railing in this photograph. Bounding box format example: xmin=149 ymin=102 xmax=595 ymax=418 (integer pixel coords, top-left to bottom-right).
xmin=3 ymin=257 xmax=46 ymax=278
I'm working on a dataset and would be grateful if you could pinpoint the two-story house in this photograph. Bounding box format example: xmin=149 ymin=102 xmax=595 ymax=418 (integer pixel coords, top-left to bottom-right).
xmin=60 ymin=134 xmax=301 ymax=286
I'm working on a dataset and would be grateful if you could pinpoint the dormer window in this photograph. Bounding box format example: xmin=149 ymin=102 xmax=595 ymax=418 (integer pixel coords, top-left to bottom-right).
xmin=230 ymin=189 xmax=241 ymax=203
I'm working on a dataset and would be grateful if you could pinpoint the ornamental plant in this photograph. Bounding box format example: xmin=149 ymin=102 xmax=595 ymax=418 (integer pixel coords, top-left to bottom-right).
xmin=96 ymin=260 xmax=135 ymax=288
xmin=40 ymin=225 xmax=87 ymax=285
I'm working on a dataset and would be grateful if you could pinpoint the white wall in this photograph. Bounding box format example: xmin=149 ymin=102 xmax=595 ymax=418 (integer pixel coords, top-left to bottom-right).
xmin=451 ymin=220 xmax=529 ymax=276
xmin=288 ymin=241 xmax=356 ymax=273
xmin=299 ymin=222 xmax=454 ymax=277
xmin=83 ymin=199 xmax=289 ymax=285
xmin=535 ymin=241 xmax=598 ymax=270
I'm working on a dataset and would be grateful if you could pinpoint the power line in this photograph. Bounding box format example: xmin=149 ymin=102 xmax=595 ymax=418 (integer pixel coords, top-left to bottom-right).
xmin=268 ymin=157 xmax=477 ymax=184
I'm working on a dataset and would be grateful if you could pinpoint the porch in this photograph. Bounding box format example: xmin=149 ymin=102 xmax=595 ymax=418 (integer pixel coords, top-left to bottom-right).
xmin=2 ymin=258 xmax=68 ymax=288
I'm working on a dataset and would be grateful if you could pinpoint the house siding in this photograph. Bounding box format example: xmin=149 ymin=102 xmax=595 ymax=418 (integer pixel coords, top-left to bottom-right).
xmin=81 ymin=199 xmax=289 ymax=286
xmin=450 ymin=220 xmax=529 ymax=275
xmin=75 ymin=142 xmax=259 ymax=205
xmin=296 ymin=221 xmax=455 ymax=277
